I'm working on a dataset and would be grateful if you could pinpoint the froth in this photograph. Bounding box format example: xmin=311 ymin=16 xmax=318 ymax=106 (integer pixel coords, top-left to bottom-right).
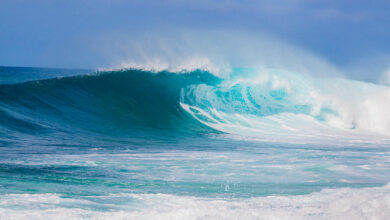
xmin=1 ymin=184 xmax=390 ymax=220
xmin=181 ymin=68 xmax=390 ymax=144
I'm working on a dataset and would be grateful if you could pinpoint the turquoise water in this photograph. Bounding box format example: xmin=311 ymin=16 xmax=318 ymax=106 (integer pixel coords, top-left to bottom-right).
xmin=1 ymin=67 xmax=390 ymax=219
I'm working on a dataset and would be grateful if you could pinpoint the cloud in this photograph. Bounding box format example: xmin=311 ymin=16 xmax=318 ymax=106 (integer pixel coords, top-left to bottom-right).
xmin=311 ymin=8 xmax=366 ymax=21
xmin=343 ymin=54 xmax=390 ymax=83
xmin=165 ymin=0 xmax=304 ymax=14
xmin=380 ymin=68 xmax=390 ymax=85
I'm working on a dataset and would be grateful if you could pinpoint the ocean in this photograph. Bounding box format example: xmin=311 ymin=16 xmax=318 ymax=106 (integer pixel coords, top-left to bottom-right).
xmin=0 ymin=66 xmax=390 ymax=219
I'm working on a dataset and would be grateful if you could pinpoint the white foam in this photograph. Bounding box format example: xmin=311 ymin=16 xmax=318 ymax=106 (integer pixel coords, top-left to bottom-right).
xmin=180 ymin=68 xmax=390 ymax=145
xmin=1 ymin=184 xmax=390 ymax=220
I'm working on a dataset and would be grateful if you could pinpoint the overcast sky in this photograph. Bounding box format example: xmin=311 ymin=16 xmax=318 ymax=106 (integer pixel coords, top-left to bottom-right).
xmin=1 ymin=0 xmax=390 ymax=80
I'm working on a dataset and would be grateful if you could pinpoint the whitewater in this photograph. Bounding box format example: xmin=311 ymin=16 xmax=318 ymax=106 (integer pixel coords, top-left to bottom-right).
xmin=1 ymin=50 xmax=390 ymax=219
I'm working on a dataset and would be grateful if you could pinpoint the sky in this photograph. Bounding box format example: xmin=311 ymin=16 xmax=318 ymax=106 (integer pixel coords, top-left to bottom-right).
xmin=1 ymin=0 xmax=390 ymax=80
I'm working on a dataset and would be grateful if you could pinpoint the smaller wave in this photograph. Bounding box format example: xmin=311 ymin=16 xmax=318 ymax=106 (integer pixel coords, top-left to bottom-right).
xmin=0 ymin=66 xmax=92 ymax=85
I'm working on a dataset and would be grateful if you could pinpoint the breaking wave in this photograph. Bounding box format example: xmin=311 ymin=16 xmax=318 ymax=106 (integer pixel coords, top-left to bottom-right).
xmin=1 ymin=67 xmax=389 ymax=145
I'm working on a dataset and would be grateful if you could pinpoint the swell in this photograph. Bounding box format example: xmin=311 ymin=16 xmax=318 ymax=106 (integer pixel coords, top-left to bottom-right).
xmin=0 ymin=69 xmax=220 ymax=139
xmin=1 ymin=67 xmax=389 ymax=145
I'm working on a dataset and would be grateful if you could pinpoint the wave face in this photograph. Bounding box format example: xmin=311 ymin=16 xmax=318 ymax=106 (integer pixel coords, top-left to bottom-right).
xmin=0 ymin=69 xmax=219 ymax=141
xmin=1 ymin=67 xmax=390 ymax=145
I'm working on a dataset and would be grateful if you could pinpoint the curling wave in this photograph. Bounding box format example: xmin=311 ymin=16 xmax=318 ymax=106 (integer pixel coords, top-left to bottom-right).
xmin=0 ymin=68 xmax=389 ymax=145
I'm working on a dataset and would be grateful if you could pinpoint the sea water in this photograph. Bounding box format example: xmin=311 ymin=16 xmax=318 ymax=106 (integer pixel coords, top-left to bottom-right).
xmin=0 ymin=66 xmax=390 ymax=219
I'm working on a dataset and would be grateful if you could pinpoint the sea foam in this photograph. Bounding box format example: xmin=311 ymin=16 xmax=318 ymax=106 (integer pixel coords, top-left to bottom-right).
xmin=1 ymin=184 xmax=390 ymax=220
